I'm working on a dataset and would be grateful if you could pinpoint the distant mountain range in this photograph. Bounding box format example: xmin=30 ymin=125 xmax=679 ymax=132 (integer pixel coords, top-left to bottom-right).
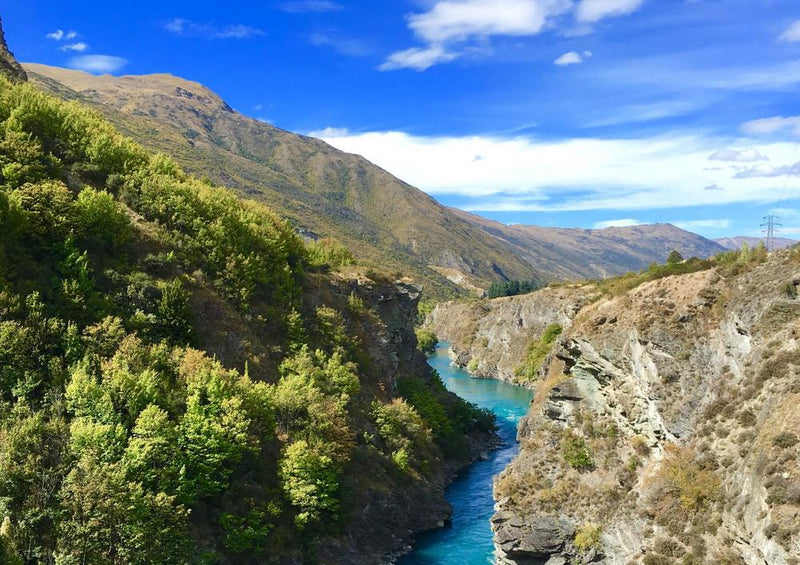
xmin=715 ymin=236 xmax=798 ymax=251
xmin=25 ymin=63 xmax=730 ymax=294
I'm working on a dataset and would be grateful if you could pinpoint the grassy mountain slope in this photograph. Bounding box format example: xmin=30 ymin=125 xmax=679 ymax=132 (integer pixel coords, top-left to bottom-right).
xmin=0 ymin=57 xmax=496 ymax=564
xmin=451 ymin=208 xmax=727 ymax=280
xmin=23 ymin=63 xmax=540 ymax=298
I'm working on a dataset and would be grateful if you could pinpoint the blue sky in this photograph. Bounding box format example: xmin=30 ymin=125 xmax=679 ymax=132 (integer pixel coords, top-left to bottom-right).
xmin=5 ymin=0 xmax=800 ymax=239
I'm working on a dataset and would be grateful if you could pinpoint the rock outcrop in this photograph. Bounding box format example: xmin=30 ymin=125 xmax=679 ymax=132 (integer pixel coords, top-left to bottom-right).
xmin=0 ymin=17 xmax=27 ymax=83
xmin=434 ymin=251 xmax=800 ymax=564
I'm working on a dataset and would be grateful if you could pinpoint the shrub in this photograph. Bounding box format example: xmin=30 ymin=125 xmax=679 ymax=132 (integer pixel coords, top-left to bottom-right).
xmin=372 ymin=399 xmax=432 ymax=473
xmin=773 ymin=431 xmax=799 ymax=449
xmin=574 ymin=523 xmax=602 ymax=551
xmin=517 ymin=323 xmax=563 ymax=383
xmin=415 ymin=328 xmax=438 ymax=353
xmin=666 ymin=250 xmax=684 ymax=264
xmin=467 ymin=358 xmax=479 ymax=373
xmin=561 ymin=433 xmax=594 ymax=471
xmin=780 ymin=281 xmax=798 ymax=299
xmin=305 ymin=237 xmax=355 ymax=269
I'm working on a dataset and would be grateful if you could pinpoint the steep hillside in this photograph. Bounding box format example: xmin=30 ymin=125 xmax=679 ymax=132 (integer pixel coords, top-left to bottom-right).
xmin=452 ymin=209 xmax=727 ymax=280
xmin=0 ymin=17 xmax=25 ymax=83
xmin=0 ymin=57 xmax=496 ymax=563
xmin=23 ymin=63 xmax=540 ymax=299
xmin=431 ymin=248 xmax=800 ymax=564
xmin=716 ymin=236 xmax=797 ymax=251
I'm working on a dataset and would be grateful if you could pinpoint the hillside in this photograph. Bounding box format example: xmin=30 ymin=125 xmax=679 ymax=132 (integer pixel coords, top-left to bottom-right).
xmin=23 ymin=63 xmax=541 ymax=299
xmin=451 ymin=208 xmax=727 ymax=280
xmin=429 ymin=248 xmax=800 ymax=564
xmin=0 ymin=47 xmax=497 ymax=563
xmin=716 ymin=235 xmax=797 ymax=251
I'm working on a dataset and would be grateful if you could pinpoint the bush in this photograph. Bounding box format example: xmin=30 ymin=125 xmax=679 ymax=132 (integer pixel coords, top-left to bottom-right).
xmin=415 ymin=328 xmax=438 ymax=353
xmin=574 ymin=523 xmax=602 ymax=551
xmin=773 ymin=431 xmax=799 ymax=449
xmin=305 ymin=237 xmax=355 ymax=269
xmin=561 ymin=433 xmax=594 ymax=471
xmin=372 ymin=399 xmax=432 ymax=473
xmin=517 ymin=323 xmax=562 ymax=383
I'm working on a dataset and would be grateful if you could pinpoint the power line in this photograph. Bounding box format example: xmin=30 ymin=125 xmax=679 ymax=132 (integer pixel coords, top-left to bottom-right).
xmin=761 ymin=215 xmax=782 ymax=252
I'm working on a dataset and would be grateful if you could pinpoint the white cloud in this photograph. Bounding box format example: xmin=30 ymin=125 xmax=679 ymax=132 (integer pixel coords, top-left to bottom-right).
xmin=672 ymin=219 xmax=731 ymax=230
xmin=310 ymin=33 xmax=371 ymax=57
xmin=281 ymin=1 xmax=344 ymax=13
xmin=309 ymin=128 xmax=800 ymax=211
xmin=46 ymin=29 xmax=78 ymax=41
xmin=575 ymin=0 xmax=644 ymax=23
xmin=779 ymin=20 xmax=800 ymax=43
xmin=593 ymin=218 xmax=641 ymax=228
xmin=164 ymin=18 xmax=264 ymax=39
xmin=733 ymin=162 xmax=800 ymax=179
xmin=60 ymin=42 xmax=89 ymax=52
xmin=704 ymin=184 xmax=724 ymax=191
xmin=382 ymin=0 xmax=639 ymax=70
xmin=708 ymin=148 xmax=768 ymax=162
xmin=741 ymin=116 xmax=800 ymax=137
xmin=407 ymin=0 xmax=572 ymax=44
xmin=554 ymin=51 xmax=583 ymax=65
xmin=308 ymin=127 xmax=351 ymax=138
xmin=379 ymin=45 xmax=458 ymax=71
xmin=67 ymin=55 xmax=128 ymax=74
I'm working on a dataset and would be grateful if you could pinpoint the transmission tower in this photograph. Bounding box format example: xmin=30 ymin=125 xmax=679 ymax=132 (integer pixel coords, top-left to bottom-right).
xmin=761 ymin=215 xmax=782 ymax=252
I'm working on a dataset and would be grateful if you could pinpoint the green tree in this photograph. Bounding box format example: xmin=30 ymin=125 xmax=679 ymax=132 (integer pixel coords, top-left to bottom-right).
xmin=280 ymin=439 xmax=341 ymax=528
xmin=666 ymin=250 xmax=684 ymax=264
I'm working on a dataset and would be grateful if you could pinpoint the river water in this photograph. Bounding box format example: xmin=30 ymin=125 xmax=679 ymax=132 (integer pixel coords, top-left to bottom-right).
xmin=397 ymin=343 xmax=533 ymax=565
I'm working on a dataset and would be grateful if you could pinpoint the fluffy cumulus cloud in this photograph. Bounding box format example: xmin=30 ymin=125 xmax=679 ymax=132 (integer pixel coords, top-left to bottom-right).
xmin=382 ymin=0 xmax=642 ymax=70
xmin=309 ymin=128 xmax=800 ymax=211
xmin=741 ymin=116 xmax=800 ymax=137
xmin=164 ymin=18 xmax=264 ymax=39
xmin=593 ymin=218 xmax=641 ymax=228
xmin=708 ymin=148 xmax=768 ymax=162
xmin=67 ymin=55 xmax=128 ymax=74
xmin=780 ymin=20 xmax=800 ymax=43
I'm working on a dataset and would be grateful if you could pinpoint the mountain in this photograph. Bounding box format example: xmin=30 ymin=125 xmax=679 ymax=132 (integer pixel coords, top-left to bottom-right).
xmin=0 ymin=16 xmax=26 ymax=82
xmin=24 ymin=63 xmax=730 ymax=296
xmin=23 ymin=63 xmax=539 ymax=299
xmin=716 ymin=235 xmax=797 ymax=251
xmin=0 ymin=43 xmax=496 ymax=563
xmin=428 ymin=247 xmax=800 ymax=564
xmin=450 ymin=208 xmax=727 ymax=280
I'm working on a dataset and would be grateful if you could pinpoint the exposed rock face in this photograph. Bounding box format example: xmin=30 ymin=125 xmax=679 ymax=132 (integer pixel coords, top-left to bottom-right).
xmin=428 ymin=287 xmax=591 ymax=383
xmin=435 ymin=252 xmax=800 ymax=564
xmin=0 ymin=17 xmax=27 ymax=83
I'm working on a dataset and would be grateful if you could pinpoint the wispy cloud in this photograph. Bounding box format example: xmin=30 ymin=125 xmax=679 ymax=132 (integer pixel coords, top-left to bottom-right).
xmin=779 ymin=19 xmax=800 ymax=43
xmin=309 ymin=128 xmax=800 ymax=212
xmin=733 ymin=162 xmax=800 ymax=179
xmin=741 ymin=115 xmax=800 ymax=137
xmin=310 ymin=33 xmax=371 ymax=57
xmin=382 ymin=0 xmax=644 ymax=71
xmin=593 ymin=218 xmax=641 ymax=228
xmin=575 ymin=0 xmax=644 ymax=24
xmin=281 ymin=1 xmax=344 ymax=13
xmin=554 ymin=50 xmax=592 ymax=66
xmin=164 ymin=18 xmax=265 ymax=39
xmin=67 ymin=55 xmax=128 ymax=74
xmin=379 ymin=45 xmax=459 ymax=71
xmin=672 ymin=219 xmax=731 ymax=230
xmin=46 ymin=29 xmax=77 ymax=41
xmin=708 ymin=148 xmax=768 ymax=163
xmin=60 ymin=42 xmax=89 ymax=52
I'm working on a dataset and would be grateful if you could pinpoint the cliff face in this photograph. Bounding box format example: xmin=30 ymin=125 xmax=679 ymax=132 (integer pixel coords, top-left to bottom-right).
xmin=433 ymin=251 xmax=800 ymax=564
xmin=0 ymin=17 xmax=27 ymax=83
xmin=428 ymin=287 xmax=590 ymax=383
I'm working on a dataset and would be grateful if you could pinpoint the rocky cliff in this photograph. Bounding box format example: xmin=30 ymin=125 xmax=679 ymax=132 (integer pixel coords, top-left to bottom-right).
xmin=0 ymin=17 xmax=27 ymax=82
xmin=433 ymin=250 xmax=800 ymax=564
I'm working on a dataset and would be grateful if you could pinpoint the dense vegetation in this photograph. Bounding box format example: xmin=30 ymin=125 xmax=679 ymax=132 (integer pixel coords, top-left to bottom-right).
xmin=0 ymin=77 xmax=492 ymax=563
xmin=486 ymin=279 xmax=541 ymax=299
xmin=516 ymin=323 xmax=563 ymax=383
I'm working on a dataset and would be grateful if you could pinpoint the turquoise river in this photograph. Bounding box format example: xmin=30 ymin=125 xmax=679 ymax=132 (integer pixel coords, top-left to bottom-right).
xmin=398 ymin=342 xmax=534 ymax=565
